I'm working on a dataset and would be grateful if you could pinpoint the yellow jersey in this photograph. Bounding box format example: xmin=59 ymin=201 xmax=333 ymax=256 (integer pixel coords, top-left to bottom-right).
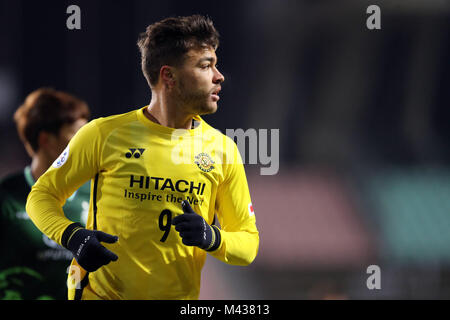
xmin=26 ymin=106 xmax=259 ymax=300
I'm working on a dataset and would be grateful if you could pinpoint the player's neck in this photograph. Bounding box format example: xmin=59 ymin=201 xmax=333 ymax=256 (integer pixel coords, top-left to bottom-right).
xmin=146 ymin=95 xmax=194 ymax=130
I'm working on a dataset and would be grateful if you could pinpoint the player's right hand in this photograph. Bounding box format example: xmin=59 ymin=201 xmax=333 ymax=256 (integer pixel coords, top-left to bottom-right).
xmin=67 ymin=228 xmax=119 ymax=272
xmin=172 ymin=200 xmax=221 ymax=252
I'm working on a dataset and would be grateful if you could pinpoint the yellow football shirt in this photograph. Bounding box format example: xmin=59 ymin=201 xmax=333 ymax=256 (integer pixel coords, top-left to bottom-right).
xmin=26 ymin=106 xmax=259 ymax=300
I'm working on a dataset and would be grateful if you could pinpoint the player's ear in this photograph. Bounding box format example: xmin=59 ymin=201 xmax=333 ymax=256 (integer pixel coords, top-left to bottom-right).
xmin=160 ymin=66 xmax=175 ymax=89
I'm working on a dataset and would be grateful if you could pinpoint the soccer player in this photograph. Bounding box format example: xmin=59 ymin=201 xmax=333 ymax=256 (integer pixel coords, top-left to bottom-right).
xmin=0 ymin=88 xmax=91 ymax=299
xmin=26 ymin=15 xmax=259 ymax=300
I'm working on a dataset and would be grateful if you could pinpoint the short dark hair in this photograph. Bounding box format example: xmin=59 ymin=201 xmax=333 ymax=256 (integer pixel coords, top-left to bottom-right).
xmin=137 ymin=14 xmax=220 ymax=87
xmin=14 ymin=88 xmax=90 ymax=153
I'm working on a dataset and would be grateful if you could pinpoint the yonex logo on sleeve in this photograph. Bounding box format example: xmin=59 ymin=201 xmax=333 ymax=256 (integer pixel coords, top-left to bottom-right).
xmin=52 ymin=146 xmax=70 ymax=168
xmin=126 ymin=148 xmax=145 ymax=159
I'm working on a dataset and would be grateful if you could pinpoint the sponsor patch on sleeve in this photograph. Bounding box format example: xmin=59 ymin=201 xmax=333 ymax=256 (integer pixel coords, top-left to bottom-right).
xmin=248 ymin=202 xmax=255 ymax=217
xmin=52 ymin=145 xmax=70 ymax=168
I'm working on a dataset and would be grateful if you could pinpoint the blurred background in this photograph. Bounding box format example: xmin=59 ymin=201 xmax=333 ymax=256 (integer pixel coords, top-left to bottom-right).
xmin=1 ymin=0 xmax=449 ymax=299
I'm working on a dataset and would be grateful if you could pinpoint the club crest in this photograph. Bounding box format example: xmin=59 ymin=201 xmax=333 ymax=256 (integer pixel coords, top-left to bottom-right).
xmin=194 ymin=153 xmax=215 ymax=172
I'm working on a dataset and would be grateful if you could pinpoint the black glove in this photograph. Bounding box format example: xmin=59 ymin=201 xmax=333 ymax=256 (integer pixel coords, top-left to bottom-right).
xmin=62 ymin=223 xmax=119 ymax=272
xmin=172 ymin=200 xmax=221 ymax=251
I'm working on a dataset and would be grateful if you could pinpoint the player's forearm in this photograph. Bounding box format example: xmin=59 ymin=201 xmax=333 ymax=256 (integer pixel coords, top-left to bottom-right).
xmin=209 ymin=229 xmax=259 ymax=266
xmin=26 ymin=184 xmax=74 ymax=246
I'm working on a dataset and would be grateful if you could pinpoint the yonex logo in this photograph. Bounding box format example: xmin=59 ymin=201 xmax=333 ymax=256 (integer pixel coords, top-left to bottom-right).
xmin=126 ymin=148 xmax=145 ymax=159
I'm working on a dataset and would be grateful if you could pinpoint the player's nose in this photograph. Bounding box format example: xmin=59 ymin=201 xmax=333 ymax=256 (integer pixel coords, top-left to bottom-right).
xmin=213 ymin=68 xmax=225 ymax=84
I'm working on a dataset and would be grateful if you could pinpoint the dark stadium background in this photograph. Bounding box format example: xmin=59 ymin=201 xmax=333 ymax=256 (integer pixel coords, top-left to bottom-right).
xmin=1 ymin=0 xmax=449 ymax=299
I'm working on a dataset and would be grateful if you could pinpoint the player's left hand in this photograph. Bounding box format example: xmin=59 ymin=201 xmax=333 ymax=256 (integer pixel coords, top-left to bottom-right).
xmin=172 ymin=200 xmax=221 ymax=251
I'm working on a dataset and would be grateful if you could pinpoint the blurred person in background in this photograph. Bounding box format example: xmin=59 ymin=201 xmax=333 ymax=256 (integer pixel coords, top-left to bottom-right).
xmin=0 ymin=88 xmax=91 ymax=299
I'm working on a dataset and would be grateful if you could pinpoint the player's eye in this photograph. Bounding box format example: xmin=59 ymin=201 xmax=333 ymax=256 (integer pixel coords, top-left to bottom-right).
xmin=201 ymin=64 xmax=210 ymax=69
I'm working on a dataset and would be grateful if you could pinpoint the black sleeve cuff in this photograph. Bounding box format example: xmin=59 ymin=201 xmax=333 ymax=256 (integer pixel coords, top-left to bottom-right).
xmin=61 ymin=222 xmax=84 ymax=249
xmin=206 ymin=225 xmax=221 ymax=252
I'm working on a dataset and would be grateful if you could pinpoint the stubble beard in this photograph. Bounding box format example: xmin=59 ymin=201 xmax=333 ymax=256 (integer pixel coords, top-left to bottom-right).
xmin=176 ymin=79 xmax=217 ymax=116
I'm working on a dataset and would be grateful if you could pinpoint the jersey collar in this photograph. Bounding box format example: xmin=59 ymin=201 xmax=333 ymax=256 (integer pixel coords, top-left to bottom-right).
xmin=136 ymin=106 xmax=203 ymax=136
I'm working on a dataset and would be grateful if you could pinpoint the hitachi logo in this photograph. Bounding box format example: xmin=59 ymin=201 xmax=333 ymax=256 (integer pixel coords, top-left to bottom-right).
xmin=129 ymin=175 xmax=206 ymax=195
